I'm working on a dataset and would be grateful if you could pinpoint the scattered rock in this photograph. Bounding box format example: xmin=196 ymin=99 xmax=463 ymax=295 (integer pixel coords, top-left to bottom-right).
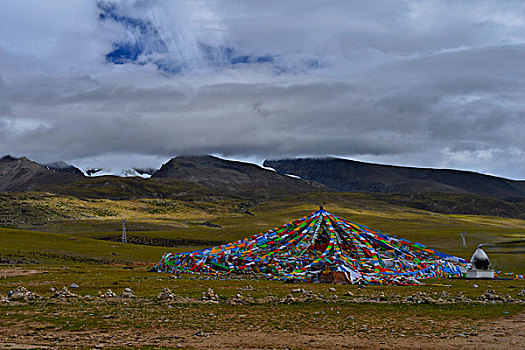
xmin=440 ymin=291 xmax=451 ymax=299
xmin=479 ymin=287 xmax=503 ymax=302
xmin=193 ymin=331 xmax=210 ymax=337
xmin=157 ymin=288 xmax=177 ymax=300
xmin=455 ymin=291 xmax=471 ymax=302
xmin=303 ymin=290 xmax=315 ymax=297
xmin=70 ymin=283 xmax=79 ymax=288
xmin=329 ymin=287 xmax=336 ymax=292
xmin=9 ymin=292 xmax=25 ymax=301
xmin=202 ymin=288 xmax=219 ymax=303
xmin=121 ymin=288 xmax=135 ymax=298
xmin=229 ymin=292 xmax=248 ymax=305
xmin=7 ymin=286 xmax=41 ymax=302
xmin=98 ymin=289 xmax=117 ymax=298
xmin=472 ymin=284 xmax=479 ymax=288
xmin=280 ymin=294 xmax=297 ymax=304
xmin=291 ymin=288 xmax=305 ymax=294
xmin=345 ymin=291 xmax=354 ymax=296
xmin=404 ymin=292 xmax=435 ymax=304
xmin=256 ymin=295 xmax=279 ymax=304
xmin=51 ymin=287 xmax=79 ymax=299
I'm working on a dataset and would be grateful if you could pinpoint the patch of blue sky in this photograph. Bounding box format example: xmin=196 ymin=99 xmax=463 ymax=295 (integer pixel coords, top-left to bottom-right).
xmin=97 ymin=1 xmax=321 ymax=75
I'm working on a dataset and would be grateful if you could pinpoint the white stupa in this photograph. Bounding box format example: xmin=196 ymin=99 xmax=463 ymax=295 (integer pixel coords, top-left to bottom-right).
xmin=466 ymin=245 xmax=494 ymax=279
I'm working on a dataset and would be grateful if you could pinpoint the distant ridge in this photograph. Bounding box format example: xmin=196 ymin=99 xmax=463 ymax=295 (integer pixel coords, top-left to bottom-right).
xmin=2 ymin=154 xmax=524 ymax=201
xmin=43 ymin=161 xmax=84 ymax=176
xmin=1 ymin=154 xmax=525 ymax=219
xmin=152 ymin=155 xmax=330 ymax=195
xmin=264 ymin=157 xmax=525 ymax=198
xmin=0 ymin=155 xmax=82 ymax=191
xmin=0 ymin=154 xmax=328 ymax=198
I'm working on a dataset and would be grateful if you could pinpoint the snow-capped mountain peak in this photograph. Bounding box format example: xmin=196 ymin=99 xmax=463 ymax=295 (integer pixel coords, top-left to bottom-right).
xmin=82 ymin=168 xmax=153 ymax=178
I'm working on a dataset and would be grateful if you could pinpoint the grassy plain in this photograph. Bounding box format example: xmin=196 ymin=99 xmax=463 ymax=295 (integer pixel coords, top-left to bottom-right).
xmin=2 ymin=192 xmax=524 ymax=272
xmin=0 ymin=266 xmax=524 ymax=349
xmin=1 ymin=191 xmax=524 ymax=348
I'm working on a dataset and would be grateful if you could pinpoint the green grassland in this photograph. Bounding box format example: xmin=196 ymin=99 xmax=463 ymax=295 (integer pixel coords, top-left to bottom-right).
xmin=0 ymin=191 xmax=524 ymax=273
xmin=2 ymin=265 xmax=524 ymax=301
xmin=1 ymin=190 xmax=524 ymax=349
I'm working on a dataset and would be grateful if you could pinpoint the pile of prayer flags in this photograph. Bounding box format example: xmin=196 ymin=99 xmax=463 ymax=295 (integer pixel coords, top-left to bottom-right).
xmin=153 ymin=209 xmax=474 ymax=285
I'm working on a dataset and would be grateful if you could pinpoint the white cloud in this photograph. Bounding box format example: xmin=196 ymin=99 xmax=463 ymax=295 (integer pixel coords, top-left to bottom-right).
xmin=0 ymin=1 xmax=524 ymax=179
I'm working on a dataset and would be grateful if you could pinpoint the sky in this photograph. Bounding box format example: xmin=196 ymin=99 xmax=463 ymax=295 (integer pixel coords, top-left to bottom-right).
xmin=0 ymin=0 xmax=524 ymax=179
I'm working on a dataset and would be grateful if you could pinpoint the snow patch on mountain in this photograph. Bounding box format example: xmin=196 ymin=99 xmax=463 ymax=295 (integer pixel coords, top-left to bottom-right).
xmin=82 ymin=168 xmax=152 ymax=178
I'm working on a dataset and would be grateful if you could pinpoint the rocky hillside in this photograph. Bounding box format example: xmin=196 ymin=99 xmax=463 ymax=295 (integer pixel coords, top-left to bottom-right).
xmin=152 ymin=155 xmax=330 ymax=196
xmin=264 ymin=158 xmax=525 ymax=198
xmin=0 ymin=156 xmax=82 ymax=191
xmin=0 ymin=155 xmax=328 ymax=199
xmin=43 ymin=161 xmax=84 ymax=176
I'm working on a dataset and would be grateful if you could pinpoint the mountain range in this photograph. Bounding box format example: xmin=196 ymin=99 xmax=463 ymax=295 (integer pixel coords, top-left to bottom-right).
xmin=264 ymin=158 xmax=525 ymax=199
xmin=0 ymin=155 xmax=327 ymax=197
xmin=151 ymin=155 xmax=328 ymax=195
xmin=0 ymin=156 xmax=79 ymax=192
xmin=1 ymin=154 xmax=524 ymax=200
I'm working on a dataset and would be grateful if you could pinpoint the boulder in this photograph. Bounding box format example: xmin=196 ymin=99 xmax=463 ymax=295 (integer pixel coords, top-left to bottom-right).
xmin=121 ymin=288 xmax=135 ymax=298
xmin=98 ymin=289 xmax=118 ymax=298
xmin=51 ymin=287 xmax=79 ymax=299
xmin=7 ymin=286 xmax=41 ymax=302
xmin=157 ymin=288 xmax=177 ymax=300
xmin=202 ymin=288 xmax=219 ymax=303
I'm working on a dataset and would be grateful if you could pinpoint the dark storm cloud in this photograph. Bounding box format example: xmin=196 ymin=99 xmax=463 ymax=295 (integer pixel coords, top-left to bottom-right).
xmin=0 ymin=1 xmax=524 ymax=178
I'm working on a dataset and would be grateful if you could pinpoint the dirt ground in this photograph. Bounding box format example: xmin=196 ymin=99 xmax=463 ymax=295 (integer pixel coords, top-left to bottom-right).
xmin=0 ymin=268 xmax=47 ymax=278
xmin=0 ymin=309 xmax=523 ymax=349
xmin=1 ymin=267 xmax=524 ymax=349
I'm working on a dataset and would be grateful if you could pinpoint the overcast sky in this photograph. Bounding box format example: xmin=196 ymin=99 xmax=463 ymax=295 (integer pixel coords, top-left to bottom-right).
xmin=0 ymin=1 xmax=524 ymax=179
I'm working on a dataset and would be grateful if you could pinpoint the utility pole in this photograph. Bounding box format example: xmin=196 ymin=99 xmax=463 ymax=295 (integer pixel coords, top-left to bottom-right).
xmin=122 ymin=218 xmax=127 ymax=243
xmin=460 ymin=232 xmax=467 ymax=248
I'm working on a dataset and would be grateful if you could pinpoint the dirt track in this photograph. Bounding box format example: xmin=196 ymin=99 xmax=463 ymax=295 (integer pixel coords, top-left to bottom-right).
xmin=0 ymin=268 xmax=47 ymax=278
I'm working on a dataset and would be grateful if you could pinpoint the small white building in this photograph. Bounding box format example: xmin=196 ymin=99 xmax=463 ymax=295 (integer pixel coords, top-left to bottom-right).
xmin=466 ymin=245 xmax=494 ymax=279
